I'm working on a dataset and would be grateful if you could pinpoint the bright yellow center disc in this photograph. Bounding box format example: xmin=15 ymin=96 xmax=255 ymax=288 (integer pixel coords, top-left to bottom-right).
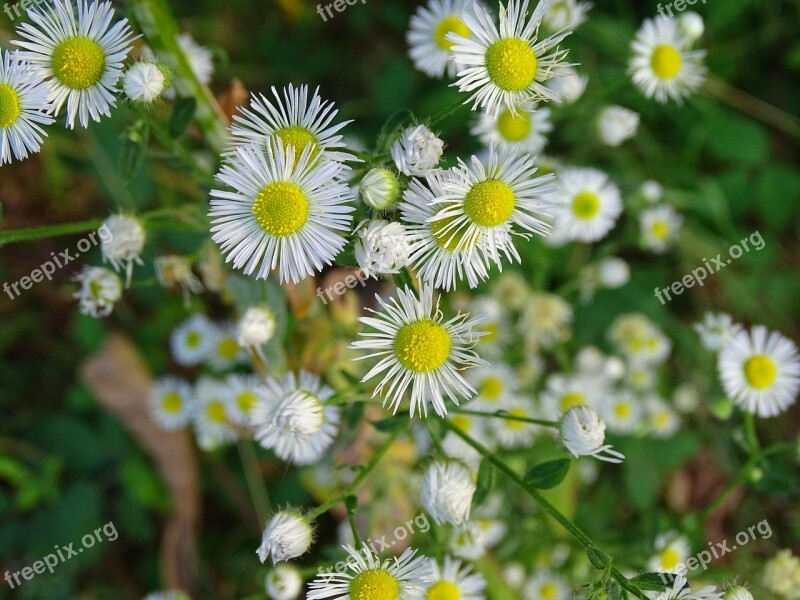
xmin=395 ymin=319 xmax=452 ymax=373
xmin=486 ymin=38 xmax=538 ymax=91
xmin=52 ymin=37 xmax=105 ymax=90
xmin=252 ymin=181 xmax=309 ymax=237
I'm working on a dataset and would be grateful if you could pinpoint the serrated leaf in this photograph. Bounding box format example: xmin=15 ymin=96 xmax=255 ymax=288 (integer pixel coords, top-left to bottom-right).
xmin=524 ymin=458 xmax=571 ymax=490
xmin=629 ymin=572 xmax=675 ymax=592
xmin=168 ymin=96 xmax=197 ymax=138
xmin=473 ymin=459 xmax=494 ymax=506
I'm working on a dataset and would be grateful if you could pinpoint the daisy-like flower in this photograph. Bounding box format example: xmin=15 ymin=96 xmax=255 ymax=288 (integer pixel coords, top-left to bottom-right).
xmin=149 ymin=376 xmax=194 ymax=430
xmin=542 ymin=0 xmax=592 ymax=31
xmin=266 ymin=564 xmax=304 ymax=600
xmin=237 ymin=305 xmax=277 ymax=350
xmin=549 ymin=167 xmax=622 ymax=243
xmin=762 ymin=550 xmax=800 ymax=600
xmin=471 ymin=102 xmax=552 ymax=155
xmin=307 ymin=543 xmax=431 ymax=600
xmin=649 ymin=575 xmax=723 ymax=600
xmin=421 ymin=459 xmax=477 ymax=526
xmin=122 ymin=61 xmax=170 ymax=104
xmin=177 ymin=32 xmax=213 ymax=86
xmin=449 ymin=0 xmax=574 ymax=115
xmin=647 ymin=533 xmax=691 ymax=574
xmin=629 ymin=15 xmax=706 ymax=104
xmin=466 ymin=363 xmax=518 ymax=411
xmin=209 ymin=139 xmax=354 ymax=284
xmin=640 ymin=204 xmax=683 ymax=253
xmin=391 ymin=124 xmax=444 ymax=176
xmin=609 ymin=313 xmax=672 ymax=365
xmin=523 ymin=569 xmax=570 ymax=600
xmin=560 ymin=406 xmax=625 ymax=463
xmin=407 ymin=0 xmax=484 ymax=78
xmin=596 ymin=105 xmax=639 ymax=146
xmin=543 ymin=65 xmax=586 ymax=104
xmin=354 ymin=220 xmax=412 ymax=279
xmin=100 ymin=214 xmax=146 ymax=287
xmin=224 ymin=373 xmax=260 ymax=426
xmin=171 ymin=313 xmax=215 ymax=366
xmin=694 ymin=312 xmax=743 ymax=352
xmin=432 ymin=146 xmax=558 ymax=267
xmin=155 ymin=255 xmax=203 ymax=300
xmin=413 ymin=556 xmax=486 ymax=600
xmin=449 ymin=518 xmax=506 ymax=560
xmin=0 ymin=50 xmax=54 ymax=165
xmin=469 ymin=296 xmax=510 ymax=356
xmin=228 ymin=84 xmax=353 ymax=164
xmin=673 ymin=384 xmax=700 ymax=413
xmin=723 ymin=586 xmax=753 ymax=600
xmin=678 ymin=12 xmax=705 ymax=42
xmin=598 ymin=257 xmax=630 ymax=288
xmin=360 ymin=167 xmax=402 ymax=210
xmin=718 ymin=325 xmax=800 ymax=418
xmin=646 ymin=396 xmax=681 ymax=438
xmin=442 ymin=414 xmax=489 ymax=469
xmin=490 ymin=400 xmax=539 ymax=449
xmin=251 ymin=370 xmax=341 ymax=465
xmin=192 ymin=377 xmax=239 ymax=450
xmin=598 ymin=391 xmax=642 ymax=434
xmin=350 ymin=283 xmax=486 ymax=417
xmin=207 ymin=321 xmax=246 ymax=371
xmin=519 ymin=292 xmax=572 ymax=350
xmin=257 ymin=510 xmax=314 ymax=564
xmin=72 ymin=266 xmax=122 ymax=318
xmin=400 ymin=173 xmax=493 ymax=291
xmin=14 ymin=0 xmax=136 ymax=129
xmin=490 ymin=271 xmax=531 ymax=310
xmin=539 ymin=373 xmax=599 ymax=420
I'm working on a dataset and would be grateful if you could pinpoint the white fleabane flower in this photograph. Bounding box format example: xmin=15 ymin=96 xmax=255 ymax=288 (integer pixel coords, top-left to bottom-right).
xmin=679 ymin=12 xmax=705 ymax=42
xmin=599 ymin=391 xmax=643 ymax=434
xmin=257 ymin=510 xmax=313 ymax=564
xmin=414 ymin=556 xmax=487 ymax=600
xmin=354 ymin=220 xmax=411 ymax=279
xmin=177 ymin=32 xmax=213 ymax=86
xmin=540 ymin=373 xmax=599 ymax=419
xmin=100 ymin=214 xmax=145 ymax=286
xmin=640 ymin=204 xmax=683 ymax=253
xmin=598 ymin=257 xmax=630 ymax=288
xmin=123 ymin=61 xmax=169 ymax=103
xmin=171 ymin=314 xmax=215 ymax=366
xmin=349 ymin=283 xmax=487 ymax=417
xmin=265 ymin=564 xmax=304 ymax=600
xmin=72 ymin=266 xmax=122 ymax=318
xmin=449 ymin=0 xmax=574 ymax=116
xmin=448 ymin=517 xmax=505 ymax=560
xmin=225 ymin=373 xmax=260 ymax=426
xmin=649 ymin=575 xmax=723 ymax=600
xmin=543 ymin=0 xmax=593 ymax=31
xmin=647 ymin=396 xmax=681 ymax=437
xmin=629 ymin=16 xmax=706 ymax=103
xmin=520 ymin=292 xmax=573 ymax=350
xmin=392 ymin=124 xmax=444 ymax=176
xmin=14 ymin=0 xmax=136 ymax=129
xmin=307 ymin=544 xmax=431 ymax=600
xmin=523 ymin=570 xmax=570 ymax=600
xmin=673 ymin=384 xmax=700 ymax=413
xmin=723 ymin=586 xmax=753 ymax=600
xmin=209 ymin=139 xmax=355 ymax=284
xmin=762 ymin=550 xmax=800 ymax=600
xmin=251 ymin=370 xmax=340 ymax=465
xmin=0 ymin=50 xmax=54 ymax=165
xmin=560 ymin=406 xmax=624 ymax=463
xmin=192 ymin=377 xmax=239 ymax=450
xmin=149 ymin=376 xmax=194 ymax=430
xmin=207 ymin=321 xmax=246 ymax=371
xmin=647 ymin=533 xmax=691 ymax=575
xmin=237 ymin=305 xmax=277 ymax=350
xmin=471 ymin=102 xmax=552 ymax=155
xmin=155 ymin=255 xmax=203 ymax=299
xmin=694 ymin=312 xmax=743 ymax=352
xmin=407 ymin=0 xmax=483 ymax=78
xmin=609 ymin=313 xmax=672 ymax=365
xmin=466 ymin=363 xmax=518 ymax=411
xmin=490 ymin=400 xmax=539 ymax=449
xmin=543 ymin=65 xmax=587 ymax=104
xmin=549 ymin=167 xmax=622 ymax=243
xmin=360 ymin=167 xmax=401 ymax=209
xmin=597 ymin=105 xmax=639 ymax=146
xmin=421 ymin=459 xmax=476 ymax=526
xmin=228 ymin=84 xmax=353 ymax=165
xmin=718 ymin=325 xmax=800 ymax=418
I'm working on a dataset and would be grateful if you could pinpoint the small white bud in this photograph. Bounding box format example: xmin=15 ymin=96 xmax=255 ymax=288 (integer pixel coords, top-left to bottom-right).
xmin=237 ymin=306 xmax=276 ymax=349
xmin=265 ymin=564 xmax=303 ymax=600
xmin=360 ymin=167 xmax=401 ymax=209
xmin=597 ymin=105 xmax=639 ymax=147
xmin=391 ymin=124 xmax=444 ymax=176
xmin=560 ymin=406 xmax=625 ymax=463
xmin=257 ymin=511 xmax=313 ymax=564
xmin=421 ymin=459 xmax=476 ymax=526
xmin=354 ymin=219 xmax=411 ymax=278
xmin=123 ymin=62 xmax=170 ymax=104
xmin=679 ymin=12 xmax=705 ymax=42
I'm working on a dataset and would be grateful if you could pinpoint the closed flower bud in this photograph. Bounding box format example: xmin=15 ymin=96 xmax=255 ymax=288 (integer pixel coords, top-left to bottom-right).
xmin=421 ymin=459 xmax=476 ymax=526
xmin=391 ymin=124 xmax=444 ymax=176
xmin=257 ymin=511 xmax=313 ymax=564
xmin=123 ymin=61 xmax=171 ymax=103
xmin=561 ymin=406 xmax=625 ymax=463
xmin=360 ymin=167 xmax=401 ymax=209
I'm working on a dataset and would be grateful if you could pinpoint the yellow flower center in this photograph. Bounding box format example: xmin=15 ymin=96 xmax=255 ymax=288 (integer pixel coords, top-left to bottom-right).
xmin=660 ymin=547 xmax=681 ymax=571
xmin=614 ymin=402 xmax=631 ymax=418
xmin=650 ymin=45 xmax=682 ymax=80
xmin=395 ymin=319 xmax=452 ymax=373
xmin=162 ymin=392 xmax=182 ymax=414
xmin=0 ymin=83 xmax=21 ymax=128
xmin=744 ymin=355 xmax=777 ymax=389
xmin=206 ymin=400 xmax=228 ymax=423
xmin=186 ymin=331 xmax=202 ymax=348
xmin=560 ymin=392 xmax=586 ymax=411
xmin=653 ymin=412 xmax=670 ymax=428
xmin=464 ymin=180 xmax=515 ymax=227
xmin=451 ymin=415 xmax=472 ymax=432
xmin=237 ymin=391 xmax=257 ymax=412
xmin=431 ymin=213 xmax=479 ymax=251
xmin=427 ymin=581 xmax=461 ymax=600
xmin=571 ymin=191 xmax=601 ymax=220
xmin=497 ymin=108 xmax=531 ymax=142
xmin=482 ymin=322 xmax=499 ymax=341
xmin=506 ymin=407 xmax=527 ymax=430
xmin=274 ymin=126 xmax=319 ymax=165
xmin=651 ymin=221 xmax=669 ymax=240
xmin=541 ymin=583 xmax=558 ymax=600
xmin=434 ymin=15 xmax=470 ymax=50
xmin=252 ymin=181 xmax=309 ymax=237
xmin=480 ymin=377 xmax=503 ymax=400
xmin=52 ymin=37 xmax=105 ymax=90
xmin=486 ymin=38 xmax=538 ymax=91
xmin=218 ymin=338 xmax=240 ymax=360
xmin=349 ymin=570 xmax=400 ymax=600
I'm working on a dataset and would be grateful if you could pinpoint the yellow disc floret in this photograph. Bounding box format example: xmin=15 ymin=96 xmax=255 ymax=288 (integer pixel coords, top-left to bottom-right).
xmin=162 ymin=392 xmax=182 ymax=414
xmin=560 ymin=392 xmax=587 ymax=412
xmin=52 ymin=37 xmax=105 ymax=90
xmin=252 ymin=181 xmax=309 ymax=237
xmin=614 ymin=403 xmax=631 ymax=419
xmin=431 ymin=214 xmax=479 ymax=251
xmin=497 ymin=108 xmax=531 ymax=142
xmin=651 ymin=221 xmax=669 ymax=240
xmin=464 ymin=180 xmax=515 ymax=227
xmin=395 ymin=319 xmax=452 ymax=373
xmin=237 ymin=391 xmax=257 ymax=412
xmin=274 ymin=126 xmax=318 ymax=165
xmin=506 ymin=407 xmax=527 ymax=430
xmin=349 ymin=570 xmax=400 ymax=600
xmin=650 ymin=45 xmax=682 ymax=80
xmin=427 ymin=580 xmax=461 ymax=600
xmin=480 ymin=377 xmax=503 ymax=400
xmin=434 ymin=16 xmax=470 ymax=50
xmin=206 ymin=400 xmax=228 ymax=423
xmin=486 ymin=38 xmax=537 ymax=91
xmin=218 ymin=338 xmax=240 ymax=360
xmin=659 ymin=547 xmax=681 ymax=571
xmin=571 ymin=191 xmax=601 ymax=220
xmin=744 ymin=355 xmax=777 ymax=389
xmin=0 ymin=83 xmax=21 ymax=128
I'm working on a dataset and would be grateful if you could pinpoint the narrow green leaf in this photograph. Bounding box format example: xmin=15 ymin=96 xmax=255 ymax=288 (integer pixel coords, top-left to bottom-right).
xmin=473 ymin=459 xmax=494 ymax=506
xmin=586 ymin=546 xmax=612 ymax=570
xmin=120 ymin=124 xmax=149 ymax=181
xmin=168 ymin=96 xmax=197 ymax=138
xmin=629 ymin=572 xmax=675 ymax=592
xmin=524 ymin=458 xmax=571 ymax=490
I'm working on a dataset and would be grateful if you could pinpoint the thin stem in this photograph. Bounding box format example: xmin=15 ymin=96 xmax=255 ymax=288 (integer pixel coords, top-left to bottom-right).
xmin=452 ymin=408 xmax=559 ymax=428
xmin=345 ymin=497 xmax=363 ymax=547
xmin=306 ymin=423 xmax=405 ymax=521
xmin=441 ymin=420 xmax=647 ymax=599
xmin=0 ymin=219 xmax=101 ymax=247
xmin=429 ymin=98 xmax=467 ymax=126
xmin=743 ymin=412 xmax=760 ymax=454
xmin=237 ymin=439 xmax=272 ymax=525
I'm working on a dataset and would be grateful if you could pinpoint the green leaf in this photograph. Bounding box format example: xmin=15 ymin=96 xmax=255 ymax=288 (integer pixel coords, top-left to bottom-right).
xmin=120 ymin=124 xmax=149 ymax=181
xmin=524 ymin=459 xmax=571 ymax=490
xmin=344 ymin=495 xmax=358 ymax=511
xmin=706 ymin=117 xmax=768 ymax=165
xmin=473 ymin=459 xmax=494 ymax=506
xmin=756 ymin=165 xmax=800 ymax=231
xmin=586 ymin=546 xmax=612 ymax=570
xmin=605 ymin=580 xmax=622 ymax=600
xmin=629 ymin=572 xmax=675 ymax=592
xmin=372 ymin=415 xmax=404 ymax=432
xmin=168 ymin=96 xmax=197 ymax=138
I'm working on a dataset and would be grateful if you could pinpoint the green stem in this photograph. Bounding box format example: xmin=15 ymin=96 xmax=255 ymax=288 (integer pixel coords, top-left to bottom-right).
xmin=442 ymin=420 xmax=647 ymax=600
xmin=345 ymin=497 xmax=362 ymax=547
xmin=0 ymin=219 xmax=101 ymax=247
xmin=452 ymin=408 xmax=559 ymax=428
xmin=306 ymin=424 xmax=405 ymax=521
xmin=428 ymin=98 xmax=467 ymax=126
xmin=743 ymin=412 xmax=760 ymax=454
xmin=237 ymin=439 xmax=272 ymax=525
